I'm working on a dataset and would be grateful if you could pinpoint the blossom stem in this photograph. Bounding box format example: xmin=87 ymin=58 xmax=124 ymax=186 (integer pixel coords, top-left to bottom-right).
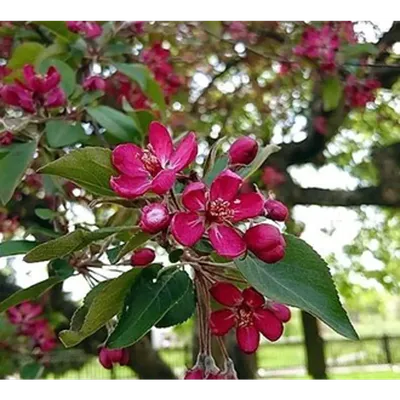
xmin=216 ymin=336 xmax=230 ymax=362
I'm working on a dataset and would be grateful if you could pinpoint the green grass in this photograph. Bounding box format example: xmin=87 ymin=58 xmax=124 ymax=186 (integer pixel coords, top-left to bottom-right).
xmin=265 ymin=371 xmax=400 ymax=380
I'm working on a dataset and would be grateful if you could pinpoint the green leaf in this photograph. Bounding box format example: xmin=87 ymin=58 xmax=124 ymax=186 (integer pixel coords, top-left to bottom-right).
xmin=50 ymin=259 xmax=74 ymax=278
xmin=107 ymin=268 xmax=191 ymax=348
xmin=0 ymin=141 xmax=37 ymax=205
xmin=168 ymin=249 xmax=184 ymax=263
xmin=0 ymin=277 xmax=65 ymax=313
xmin=194 ymin=239 xmax=214 ymax=255
xmin=156 ymin=278 xmax=195 ymax=328
xmin=113 ymin=231 xmax=152 ymax=263
xmin=37 ymin=21 xmax=79 ymax=43
xmin=38 ymin=58 xmax=76 ymax=97
xmin=7 ymin=42 xmax=45 ymax=70
xmin=0 ymin=240 xmax=38 ymax=257
xmin=24 ymin=226 xmax=138 ymax=263
xmin=204 ymin=21 xmax=223 ymax=37
xmin=234 ymin=234 xmax=358 ymax=340
xmin=204 ymin=155 xmax=229 ymax=186
xmin=341 ymin=43 xmax=379 ymax=59
xmin=87 ymin=106 xmax=142 ymax=144
xmin=45 ymin=120 xmax=88 ymax=148
xmin=34 ymin=208 xmax=58 ymax=220
xmin=59 ymin=268 xmax=141 ymax=347
xmin=38 ymin=147 xmax=117 ymax=197
xmin=114 ymin=63 xmax=166 ymax=115
xmin=35 ymin=43 xmax=67 ymax=68
xmin=239 ymin=144 xmax=281 ymax=180
xmin=322 ymin=76 xmax=343 ymax=112
xmin=130 ymin=110 xmax=156 ymax=134
xmin=20 ymin=362 xmax=44 ymax=379
xmin=203 ymin=137 xmax=227 ymax=179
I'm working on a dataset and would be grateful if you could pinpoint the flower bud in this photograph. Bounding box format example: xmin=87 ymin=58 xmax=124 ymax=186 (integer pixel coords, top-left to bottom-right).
xmin=83 ymin=76 xmax=106 ymax=92
xmin=264 ymin=199 xmax=289 ymax=222
xmin=98 ymin=347 xmax=129 ymax=370
xmin=184 ymin=368 xmax=205 ymax=379
xmin=0 ymin=131 xmax=13 ymax=146
xmin=139 ymin=203 xmax=170 ymax=234
xmin=130 ymin=248 xmax=155 ymax=267
xmin=229 ymin=137 xmax=258 ymax=165
xmin=244 ymin=224 xmax=286 ymax=263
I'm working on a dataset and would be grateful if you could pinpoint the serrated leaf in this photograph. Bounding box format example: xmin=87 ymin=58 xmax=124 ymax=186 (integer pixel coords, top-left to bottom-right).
xmin=0 ymin=277 xmax=65 ymax=313
xmin=204 ymin=155 xmax=229 ymax=186
xmin=24 ymin=226 xmax=138 ymax=263
xmin=59 ymin=268 xmax=141 ymax=347
xmin=0 ymin=240 xmax=38 ymax=257
xmin=239 ymin=144 xmax=281 ymax=180
xmin=156 ymin=279 xmax=195 ymax=328
xmin=234 ymin=234 xmax=358 ymax=340
xmin=38 ymin=147 xmax=117 ymax=197
xmin=322 ymin=76 xmax=343 ymax=112
xmin=87 ymin=105 xmax=142 ymax=144
xmin=106 ymin=268 xmax=191 ymax=348
xmin=38 ymin=58 xmax=76 ymax=97
xmin=113 ymin=231 xmax=152 ymax=263
xmin=45 ymin=120 xmax=88 ymax=148
xmin=0 ymin=141 xmax=37 ymax=205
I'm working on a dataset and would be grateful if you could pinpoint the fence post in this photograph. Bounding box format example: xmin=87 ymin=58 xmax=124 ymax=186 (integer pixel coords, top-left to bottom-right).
xmin=382 ymin=335 xmax=392 ymax=365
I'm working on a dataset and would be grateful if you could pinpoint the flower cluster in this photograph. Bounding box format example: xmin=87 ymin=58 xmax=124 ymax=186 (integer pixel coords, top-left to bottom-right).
xmin=7 ymin=301 xmax=57 ymax=354
xmin=1 ymin=64 xmax=66 ymax=113
xmin=209 ymin=282 xmax=291 ymax=353
xmin=0 ymin=211 xmax=19 ymax=235
xmin=66 ymin=21 xmax=103 ymax=39
xmin=344 ymin=75 xmax=380 ymax=108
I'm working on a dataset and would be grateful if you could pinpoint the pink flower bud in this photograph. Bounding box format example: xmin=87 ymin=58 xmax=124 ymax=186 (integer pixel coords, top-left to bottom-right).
xmin=244 ymin=224 xmax=286 ymax=263
xmin=130 ymin=248 xmax=155 ymax=267
xmin=139 ymin=203 xmax=170 ymax=234
xmin=83 ymin=76 xmax=106 ymax=92
xmin=229 ymin=137 xmax=258 ymax=165
xmin=98 ymin=347 xmax=129 ymax=370
xmin=0 ymin=131 xmax=13 ymax=146
xmin=264 ymin=199 xmax=289 ymax=222
xmin=184 ymin=368 xmax=205 ymax=379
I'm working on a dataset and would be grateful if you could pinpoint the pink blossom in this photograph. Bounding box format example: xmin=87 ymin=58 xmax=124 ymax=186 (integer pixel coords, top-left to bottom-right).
xmin=344 ymin=75 xmax=380 ymax=108
xmin=244 ymin=224 xmax=286 ymax=263
xmin=67 ymin=21 xmax=103 ymax=39
xmin=264 ymin=199 xmax=289 ymax=222
xmin=83 ymin=76 xmax=106 ymax=92
xmin=130 ymin=248 xmax=155 ymax=267
xmin=261 ymin=166 xmax=286 ymax=189
xmin=110 ymin=122 xmax=197 ymax=198
xmin=29 ymin=319 xmax=57 ymax=352
xmin=0 ymin=212 xmax=19 ymax=234
xmin=139 ymin=203 xmax=171 ymax=234
xmin=98 ymin=347 xmax=130 ymax=369
xmin=7 ymin=301 xmax=43 ymax=325
xmin=0 ymin=65 xmax=11 ymax=81
xmin=171 ymin=170 xmax=264 ymax=258
xmin=0 ymin=131 xmax=13 ymax=146
xmin=209 ymin=282 xmax=288 ymax=353
xmin=229 ymin=137 xmax=258 ymax=165
xmin=130 ymin=22 xmax=145 ymax=35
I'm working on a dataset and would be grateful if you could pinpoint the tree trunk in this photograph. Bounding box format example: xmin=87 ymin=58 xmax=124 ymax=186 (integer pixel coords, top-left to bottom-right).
xmin=301 ymin=311 xmax=327 ymax=379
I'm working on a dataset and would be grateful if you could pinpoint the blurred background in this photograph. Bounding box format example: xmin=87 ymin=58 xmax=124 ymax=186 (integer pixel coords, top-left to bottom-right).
xmin=1 ymin=21 xmax=400 ymax=379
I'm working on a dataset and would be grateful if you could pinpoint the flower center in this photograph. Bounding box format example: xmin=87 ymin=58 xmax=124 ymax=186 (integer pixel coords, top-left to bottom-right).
xmin=237 ymin=307 xmax=253 ymax=328
xmin=207 ymin=198 xmax=234 ymax=223
xmin=141 ymin=149 xmax=162 ymax=176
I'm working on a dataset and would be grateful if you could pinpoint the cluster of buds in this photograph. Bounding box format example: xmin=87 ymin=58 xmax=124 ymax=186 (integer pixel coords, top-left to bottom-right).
xmin=344 ymin=75 xmax=380 ymax=109
xmin=7 ymin=301 xmax=57 ymax=354
xmin=98 ymin=346 xmax=130 ymax=369
xmin=184 ymin=354 xmax=237 ymax=380
xmin=1 ymin=64 xmax=66 ymax=113
xmin=66 ymin=21 xmax=103 ymax=39
xmin=0 ymin=211 xmax=19 ymax=235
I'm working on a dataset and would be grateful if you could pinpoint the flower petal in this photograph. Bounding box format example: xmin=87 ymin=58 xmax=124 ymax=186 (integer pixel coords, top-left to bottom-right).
xmin=210 ymin=170 xmax=242 ymax=202
xmin=268 ymin=302 xmax=291 ymax=323
xmin=169 ymin=131 xmax=198 ymax=172
xmin=171 ymin=212 xmax=206 ymax=247
xmin=242 ymin=288 xmax=265 ymax=309
xmin=182 ymin=182 xmax=207 ymax=212
xmin=210 ymin=282 xmax=243 ymax=307
xmin=112 ymin=144 xmax=145 ymax=176
xmin=151 ymin=169 xmax=176 ymax=195
xmin=148 ymin=122 xmax=173 ymax=167
xmin=210 ymin=309 xmax=236 ymax=336
xmin=231 ymin=192 xmax=265 ymax=222
xmin=253 ymin=309 xmax=283 ymax=342
xmin=236 ymin=325 xmax=260 ymax=354
xmin=208 ymin=224 xmax=246 ymax=258
xmin=110 ymin=174 xmax=151 ymax=199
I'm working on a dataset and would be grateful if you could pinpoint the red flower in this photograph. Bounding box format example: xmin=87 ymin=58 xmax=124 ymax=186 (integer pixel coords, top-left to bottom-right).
xmin=209 ymin=282 xmax=289 ymax=353
xmin=7 ymin=301 xmax=43 ymax=325
xmin=344 ymin=75 xmax=380 ymax=109
xmin=83 ymin=75 xmax=106 ymax=92
xmin=0 ymin=65 xmax=11 ymax=81
xmin=130 ymin=22 xmax=145 ymax=35
xmin=0 ymin=131 xmax=13 ymax=146
xmin=67 ymin=21 xmax=103 ymax=39
xmin=264 ymin=199 xmax=289 ymax=222
xmin=244 ymin=224 xmax=286 ymax=263
xmin=98 ymin=347 xmax=130 ymax=369
xmin=262 ymin=166 xmax=286 ymax=189
xmin=229 ymin=137 xmax=258 ymax=165
xmin=130 ymin=248 xmax=155 ymax=267
xmin=29 ymin=319 xmax=57 ymax=352
xmin=110 ymin=122 xmax=197 ymax=198
xmin=171 ymin=170 xmax=264 ymax=258
xmin=139 ymin=203 xmax=171 ymax=234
